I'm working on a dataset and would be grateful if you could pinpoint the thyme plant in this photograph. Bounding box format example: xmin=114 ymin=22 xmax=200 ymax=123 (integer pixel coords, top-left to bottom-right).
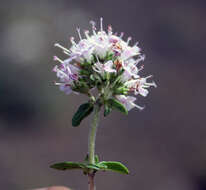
xmin=51 ymin=18 xmax=156 ymax=190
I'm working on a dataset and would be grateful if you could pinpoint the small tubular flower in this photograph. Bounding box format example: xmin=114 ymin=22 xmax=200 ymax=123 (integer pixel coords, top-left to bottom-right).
xmin=116 ymin=95 xmax=144 ymax=111
xmin=93 ymin=60 xmax=116 ymax=75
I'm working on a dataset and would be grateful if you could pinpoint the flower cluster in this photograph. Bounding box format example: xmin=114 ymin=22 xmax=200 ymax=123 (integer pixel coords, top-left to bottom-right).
xmin=53 ymin=18 xmax=156 ymax=113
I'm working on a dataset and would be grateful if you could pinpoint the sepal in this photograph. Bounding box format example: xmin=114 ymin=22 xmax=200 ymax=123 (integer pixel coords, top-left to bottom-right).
xmin=107 ymin=98 xmax=128 ymax=115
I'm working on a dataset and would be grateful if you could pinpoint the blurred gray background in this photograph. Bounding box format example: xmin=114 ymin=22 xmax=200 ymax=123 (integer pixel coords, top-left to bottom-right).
xmin=0 ymin=0 xmax=206 ymax=189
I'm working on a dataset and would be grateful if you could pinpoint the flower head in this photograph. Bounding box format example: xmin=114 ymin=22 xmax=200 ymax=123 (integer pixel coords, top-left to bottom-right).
xmin=53 ymin=18 xmax=156 ymax=113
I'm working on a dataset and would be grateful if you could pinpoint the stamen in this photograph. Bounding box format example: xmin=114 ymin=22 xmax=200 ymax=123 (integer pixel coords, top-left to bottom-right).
xmin=145 ymin=75 xmax=153 ymax=79
xmin=108 ymin=25 xmax=112 ymax=35
xmin=144 ymin=80 xmax=157 ymax=88
xmin=95 ymin=55 xmax=100 ymax=63
xmin=84 ymin=30 xmax=90 ymax=38
xmin=70 ymin=37 xmax=76 ymax=45
xmin=63 ymin=51 xmax=70 ymax=55
xmin=135 ymin=104 xmax=145 ymax=111
xmin=52 ymin=66 xmax=58 ymax=72
xmin=135 ymin=55 xmax=145 ymax=65
xmin=90 ymin=20 xmax=96 ymax=35
xmin=54 ymin=43 xmax=71 ymax=53
xmin=152 ymin=81 xmax=157 ymax=88
xmin=53 ymin=56 xmax=64 ymax=63
xmin=76 ymin=27 xmax=82 ymax=40
xmin=139 ymin=65 xmax=144 ymax=71
xmin=53 ymin=81 xmax=62 ymax=85
xmin=54 ymin=82 xmax=60 ymax=85
xmin=100 ymin=17 xmax=103 ymax=31
xmin=120 ymin=32 xmax=124 ymax=38
xmin=127 ymin=37 xmax=132 ymax=44
xmin=134 ymin=41 xmax=139 ymax=46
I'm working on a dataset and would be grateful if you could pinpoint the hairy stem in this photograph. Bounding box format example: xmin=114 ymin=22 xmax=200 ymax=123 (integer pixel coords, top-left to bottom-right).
xmin=88 ymin=173 xmax=95 ymax=190
xmin=88 ymin=104 xmax=100 ymax=164
xmin=88 ymin=104 xmax=100 ymax=190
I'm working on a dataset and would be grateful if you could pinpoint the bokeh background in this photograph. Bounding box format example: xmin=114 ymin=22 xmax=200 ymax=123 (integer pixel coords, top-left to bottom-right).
xmin=0 ymin=0 xmax=206 ymax=189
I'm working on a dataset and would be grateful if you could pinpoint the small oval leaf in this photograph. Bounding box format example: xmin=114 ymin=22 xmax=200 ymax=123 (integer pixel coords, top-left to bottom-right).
xmin=97 ymin=161 xmax=129 ymax=174
xmin=72 ymin=103 xmax=94 ymax=127
xmin=50 ymin=162 xmax=86 ymax=171
xmin=107 ymin=98 xmax=128 ymax=115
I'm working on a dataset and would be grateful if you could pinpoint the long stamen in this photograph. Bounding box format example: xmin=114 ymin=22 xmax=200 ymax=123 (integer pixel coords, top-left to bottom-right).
xmin=145 ymin=75 xmax=153 ymax=79
xmin=70 ymin=37 xmax=76 ymax=45
xmin=63 ymin=51 xmax=70 ymax=55
xmin=76 ymin=27 xmax=82 ymax=40
xmin=120 ymin=32 xmax=124 ymax=38
xmin=90 ymin=20 xmax=96 ymax=35
xmin=54 ymin=81 xmax=62 ymax=86
xmin=95 ymin=55 xmax=100 ymax=63
xmin=138 ymin=65 xmax=144 ymax=72
xmin=144 ymin=81 xmax=157 ymax=88
xmin=152 ymin=81 xmax=157 ymax=88
xmin=135 ymin=55 xmax=145 ymax=65
xmin=108 ymin=25 xmax=112 ymax=35
xmin=127 ymin=37 xmax=132 ymax=45
xmin=53 ymin=56 xmax=64 ymax=63
xmin=100 ymin=17 xmax=103 ymax=31
xmin=134 ymin=41 xmax=139 ymax=46
xmin=54 ymin=43 xmax=71 ymax=53
xmin=84 ymin=30 xmax=90 ymax=39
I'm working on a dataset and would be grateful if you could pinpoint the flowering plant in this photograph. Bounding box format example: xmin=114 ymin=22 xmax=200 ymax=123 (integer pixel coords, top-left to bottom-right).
xmin=51 ymin=18 xmax=156 ymax=190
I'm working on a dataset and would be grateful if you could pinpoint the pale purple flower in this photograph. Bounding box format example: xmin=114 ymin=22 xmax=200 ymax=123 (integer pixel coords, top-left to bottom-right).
xmin=53 ymin=56 xmax=79 ymax=95
xmin=70 ymin=38 xmax=94 ymax=62
xmin=125 ymin=76 xmax=157 ymax=97
xmin=116 ymin=95 xmax=144 ymax=111
xmin=89 ymin=31 xmax=111 ymax=58
xmin=93 ymin=60 xmax=116 ymax=75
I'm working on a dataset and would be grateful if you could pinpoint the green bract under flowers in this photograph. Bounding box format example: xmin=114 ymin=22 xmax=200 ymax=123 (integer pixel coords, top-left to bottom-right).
xmin=53 ymin=18 xmax=156 ymax=126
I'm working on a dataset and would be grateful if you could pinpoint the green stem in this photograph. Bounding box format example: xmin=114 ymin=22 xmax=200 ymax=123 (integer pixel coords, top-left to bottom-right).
xmin=88 ymin=104 xmax=100 ymax=165
xmin=88 ymin=104 xmax=100 ymax=190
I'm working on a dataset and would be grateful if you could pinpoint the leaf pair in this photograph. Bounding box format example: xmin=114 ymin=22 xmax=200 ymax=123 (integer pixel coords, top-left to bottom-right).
xmin=50 ymin=161 xmax=129 ymax=175
xmin=72 ymin=98 xmax=128 ymax=126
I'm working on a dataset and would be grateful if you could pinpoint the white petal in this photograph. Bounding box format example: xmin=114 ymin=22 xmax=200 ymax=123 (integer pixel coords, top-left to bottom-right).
xmin=138 ymin=86 xmax=149 ymax=97
xmin=125 ymin=101 xmax=136 ymax=111
xmin=59 ymin=85 xmax=72 ymax=95
xmin=126 ymin=96 xmax=136 ymax=102
xmin=104 ymin=60 xmax=113 ymax=67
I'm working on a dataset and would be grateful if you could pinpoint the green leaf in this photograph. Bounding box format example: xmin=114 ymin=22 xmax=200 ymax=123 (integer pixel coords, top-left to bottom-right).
xmin=95 ymin=155 xmax=99 ymax=163
xmin=104 ymin=104 xmax=112 ymax=117
xmin=107 ymin=98 xmax=128 ymax=115
xmin=72 ymin=103 xmax=94 ymax=127
xmin=50 ymin=162 xmax=86 ymax=171
xmin=97 ymin=161 xmax=129 ymax=174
